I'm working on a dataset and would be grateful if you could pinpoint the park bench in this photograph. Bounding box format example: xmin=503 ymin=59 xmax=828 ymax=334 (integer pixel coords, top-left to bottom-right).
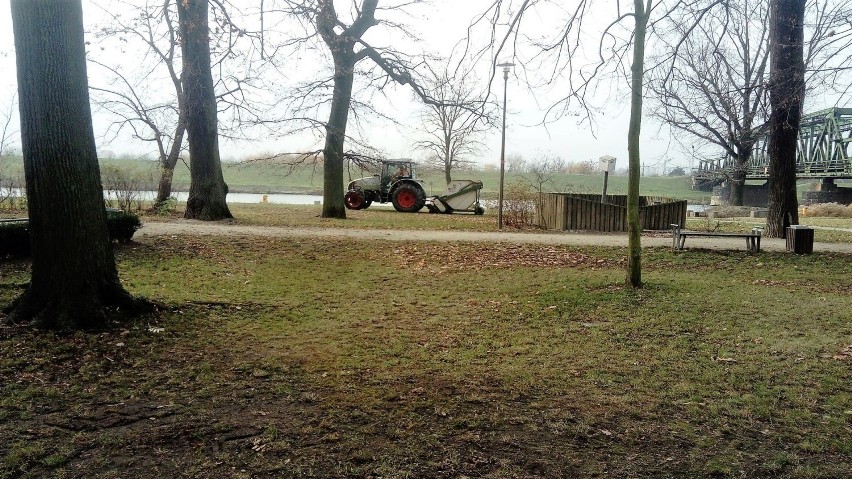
xmin=671 ymin=224 xmax=763 ymax=252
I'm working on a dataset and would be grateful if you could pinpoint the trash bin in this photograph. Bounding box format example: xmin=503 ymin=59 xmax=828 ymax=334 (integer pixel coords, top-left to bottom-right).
xmin=786 ymin=225 xmax=814 ymax=254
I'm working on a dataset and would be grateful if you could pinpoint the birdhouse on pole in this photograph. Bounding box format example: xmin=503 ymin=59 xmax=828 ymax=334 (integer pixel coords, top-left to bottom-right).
xmin=599 ymin=155 xmax=617 ymax=174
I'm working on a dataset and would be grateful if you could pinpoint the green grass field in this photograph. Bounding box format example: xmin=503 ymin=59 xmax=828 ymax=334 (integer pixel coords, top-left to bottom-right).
xmin=1 ymin=206 xmax=851 ymax=478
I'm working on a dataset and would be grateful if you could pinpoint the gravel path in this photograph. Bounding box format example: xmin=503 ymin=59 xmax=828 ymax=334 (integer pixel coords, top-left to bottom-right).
xmin=137 ymin=220 xmax=852 ymax=253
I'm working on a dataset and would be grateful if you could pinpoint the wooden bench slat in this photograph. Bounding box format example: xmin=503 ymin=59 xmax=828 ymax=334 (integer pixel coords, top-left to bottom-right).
xmin=671 ymin=224 xmax=762 ymax=252
xmin=678 ymin=232 xmax=760 ymax=238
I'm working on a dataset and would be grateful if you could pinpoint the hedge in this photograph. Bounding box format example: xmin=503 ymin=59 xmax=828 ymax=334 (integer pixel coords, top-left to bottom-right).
xmin=0 ymin=210 xmax=142 ymax=258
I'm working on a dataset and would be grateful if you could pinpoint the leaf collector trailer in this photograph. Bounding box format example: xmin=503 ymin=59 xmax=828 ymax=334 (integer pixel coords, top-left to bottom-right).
xmin=344 ymin=160 xmax=485 ymax=215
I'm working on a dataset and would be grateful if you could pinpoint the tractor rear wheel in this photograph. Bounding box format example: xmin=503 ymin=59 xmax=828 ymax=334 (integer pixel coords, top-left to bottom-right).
xmin=391 ymin=184 xmax=425 ymax=213
xmin=344 ymin=190 xmax=366 ymax=210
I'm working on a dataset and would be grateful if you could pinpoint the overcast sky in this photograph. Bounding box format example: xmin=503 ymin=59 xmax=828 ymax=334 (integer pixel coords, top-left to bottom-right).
xmin=0 ymin=0 xmax=847 ymax=174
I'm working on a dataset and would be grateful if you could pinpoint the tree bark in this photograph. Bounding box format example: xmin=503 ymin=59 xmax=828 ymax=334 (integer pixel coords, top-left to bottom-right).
xmin=155 ymin=119 xmax=186 ymax=208
xmin=7 ymin=0 xmax=141 ymax=329
xmin=765 ymin=0 xmax=804 ymax=238
xmin=444 ymin=140 xmax=452 ymax=185
xmin=178 ymin=0 xmax=232 ymax=221
xmin=626 ymin=0 xmax=650 ymax=288
xmin=321 ymin=55 xmax=356 ymax=219
xmin=729 ymin=145 xmax=752 ymax=206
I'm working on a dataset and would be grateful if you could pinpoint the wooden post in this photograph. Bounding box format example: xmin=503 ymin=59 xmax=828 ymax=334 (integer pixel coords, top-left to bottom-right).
xmin=601 ymin=170 xmax=609 ymax=204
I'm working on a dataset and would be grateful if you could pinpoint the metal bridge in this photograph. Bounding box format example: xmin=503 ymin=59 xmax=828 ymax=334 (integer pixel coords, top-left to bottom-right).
xmin=693 ymin=108 xmax=852 ymax=189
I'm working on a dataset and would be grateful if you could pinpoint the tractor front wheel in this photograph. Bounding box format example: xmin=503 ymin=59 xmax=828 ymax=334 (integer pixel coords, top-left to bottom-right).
xmin=344 ymin=190 xmax=366 ymax=210
xmin=391 ymin=184 xmax=425 ymax=213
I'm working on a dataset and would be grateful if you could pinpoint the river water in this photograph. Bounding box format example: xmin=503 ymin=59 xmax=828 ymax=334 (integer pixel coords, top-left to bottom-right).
xmin=0 ymin=188 xmax=325 ymax=205
xmin=3 ymin=188 xmax=711 ymax=210
xmin=169 ymin=191 xmax=325 ymax=205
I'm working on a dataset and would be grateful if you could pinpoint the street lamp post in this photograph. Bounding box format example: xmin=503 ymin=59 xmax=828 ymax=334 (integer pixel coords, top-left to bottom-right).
xmin=497 ymin=61 xmax=514 ymax=230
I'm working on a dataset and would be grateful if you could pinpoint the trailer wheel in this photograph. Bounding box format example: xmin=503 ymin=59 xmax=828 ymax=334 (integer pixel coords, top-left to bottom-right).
xmin=392 ymin=184 xmax=425 ymax=213
xmin=344 ymin=190 xmax=366 ymax=210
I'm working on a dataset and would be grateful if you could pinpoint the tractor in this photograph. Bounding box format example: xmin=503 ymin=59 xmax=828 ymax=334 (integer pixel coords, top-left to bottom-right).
xmin=344 ymin=159 xmax=427 ymax=213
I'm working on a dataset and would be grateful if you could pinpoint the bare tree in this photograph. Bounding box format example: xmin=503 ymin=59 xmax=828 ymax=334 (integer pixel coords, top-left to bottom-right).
xmin=650 ymin=0 xmax=768 ymax=205
xmin=89 ymin=0 xmax=186 ymax=210
xmin=267 ymin=0 xmax=443 ymax=219
xmin=7 ymin=0 xmax=143 ymax=329
xmin=765 ymin=0 xmax=806 ymax=237
xmin=522 ymin=153 xmax=565 ymax=227
xmin=623 ymin=0 xmax=653 ymax=287
xmin=471 ymin=0 xmax=725 ymax=287
xmin=178 ymin=0 xmax=232 ymax=220
xmin=650 ymin=0 xmax=852 ymax=206
xmin=505 ymin=153 xmax=527 ymax=173
xmin=414 ymin=66 xmax=494 ymax=185
xmin=90 ymin=0 xmax=273 ymax=210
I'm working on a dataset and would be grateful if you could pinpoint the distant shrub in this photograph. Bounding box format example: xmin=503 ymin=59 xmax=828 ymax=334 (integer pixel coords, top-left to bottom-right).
xmin=565 ymin=159 xmax=596 ymax=175
xmin=801 ymin=203 xmax=852 ymax=218
xmin=503 ymin=181 xmax=539 ymax=229
xmin=106 ymin=209 xmax=143 ymax=242
xmin=0 ymin=175 xmax=26 ymax=212
xmin=102 ymin=164 xmax=156 ymax=212
xmin=0 ymin=210 xmax=142 ymax=257
xmin=668 ymin=166 xmax=686 ymax=177
xmin=153 ymin=196 xmax=178 ymax=216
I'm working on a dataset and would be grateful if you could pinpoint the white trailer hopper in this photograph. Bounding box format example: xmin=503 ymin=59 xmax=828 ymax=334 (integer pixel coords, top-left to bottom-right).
xmin=427 ymin=180 xmax=485 ymax=215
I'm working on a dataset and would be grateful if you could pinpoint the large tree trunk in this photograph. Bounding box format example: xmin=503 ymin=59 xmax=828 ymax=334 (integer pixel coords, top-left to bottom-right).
xmin=626 ymin=0 xmax=650 ymax=288
xmin=154 ymin=112 xmax=186 ymax=208
xmin=729 ymin=171 xmax=746 ymax=206
xmin=178 ymin=0 xmax=232 ymax=221
xmin=729 ymin=146 xmax=752 ymax=206
xmin=321 ymin=57 xmax=356 ymax=219
xmin=765 ymin=0 xmax=804 ymax=238
xmin=7 ymin=0 xmax=140 ymax=329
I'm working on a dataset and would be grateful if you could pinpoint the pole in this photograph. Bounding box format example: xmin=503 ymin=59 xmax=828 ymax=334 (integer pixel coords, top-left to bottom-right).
xmin=601 ymin=170 xmax=609 ymax=203
xmin=497 ymin=62 xmax=513 ymax=229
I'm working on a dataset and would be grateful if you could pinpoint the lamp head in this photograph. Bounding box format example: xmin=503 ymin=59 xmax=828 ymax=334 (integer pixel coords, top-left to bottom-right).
xmin=496 ymin=62 xmax=515 ymax=73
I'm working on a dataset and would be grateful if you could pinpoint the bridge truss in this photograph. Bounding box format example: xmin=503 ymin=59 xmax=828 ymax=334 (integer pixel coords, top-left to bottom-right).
xmin=694 ymin=107 xmax=852 ymax=185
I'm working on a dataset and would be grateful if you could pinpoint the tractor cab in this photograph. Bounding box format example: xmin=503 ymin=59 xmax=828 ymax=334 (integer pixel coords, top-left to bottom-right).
xmin=380 ymin=160 xmax=415 ymax=192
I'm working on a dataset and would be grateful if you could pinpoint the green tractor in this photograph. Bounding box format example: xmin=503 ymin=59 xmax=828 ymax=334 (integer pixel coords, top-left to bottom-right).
xmin=344 ymin=159 xmax=427 ymax=213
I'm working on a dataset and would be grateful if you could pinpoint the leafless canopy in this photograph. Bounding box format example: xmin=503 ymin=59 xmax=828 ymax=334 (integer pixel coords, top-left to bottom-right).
xmin=251 ymin=0 xmax=470 ymax=167
xmin=649 ymin=0 xmax=852 ymax=164
xmin=414 ymin=64 xmax=497 ymax=184
xmin=88 ymin=0 xmax=276 ymax=155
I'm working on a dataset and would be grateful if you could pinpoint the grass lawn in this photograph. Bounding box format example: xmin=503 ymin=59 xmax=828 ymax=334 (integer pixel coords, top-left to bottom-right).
xmin=1 ymin=225 xmax=850 ymax=477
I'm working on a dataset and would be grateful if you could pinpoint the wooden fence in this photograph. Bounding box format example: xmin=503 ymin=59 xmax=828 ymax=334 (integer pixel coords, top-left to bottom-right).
xmin=538 ymin=193 xmax=687 ymax=232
